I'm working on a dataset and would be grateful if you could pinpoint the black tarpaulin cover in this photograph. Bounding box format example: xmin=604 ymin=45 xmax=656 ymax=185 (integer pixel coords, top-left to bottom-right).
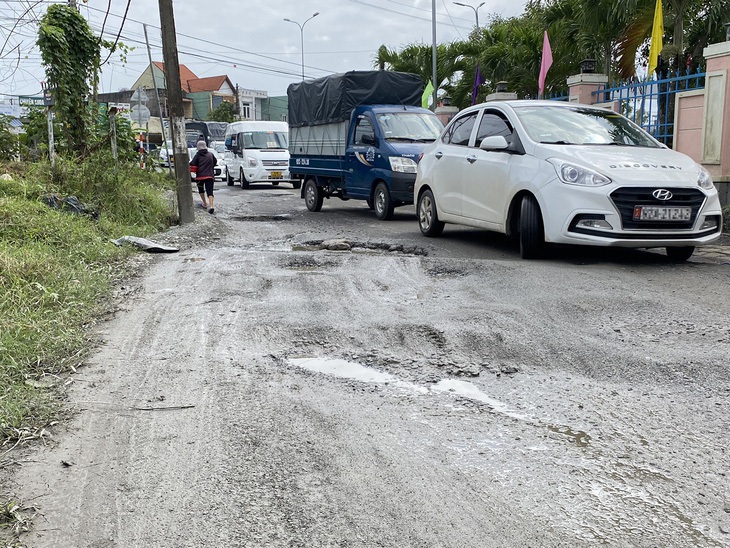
xmin=287 ymin=71 xmax=424 ymax=127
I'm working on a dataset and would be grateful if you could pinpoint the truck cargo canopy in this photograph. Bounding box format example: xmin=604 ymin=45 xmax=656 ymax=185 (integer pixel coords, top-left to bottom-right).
xmin=287 ymin=71 xmax=424 ymax=128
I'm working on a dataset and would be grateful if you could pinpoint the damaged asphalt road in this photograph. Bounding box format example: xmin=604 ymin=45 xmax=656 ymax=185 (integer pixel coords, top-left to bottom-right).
xmin=5 ymin=185 xmax=730 ymax=547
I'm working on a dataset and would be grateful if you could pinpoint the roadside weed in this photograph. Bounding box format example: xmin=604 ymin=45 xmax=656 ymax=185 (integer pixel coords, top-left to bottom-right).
xmin=0 ymin=154 xmax=175 ymax=456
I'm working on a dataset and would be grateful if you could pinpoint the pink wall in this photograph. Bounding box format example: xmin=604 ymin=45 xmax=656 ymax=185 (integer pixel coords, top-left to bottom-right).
xmin=674 ymin=92 xmax=705 ymax=163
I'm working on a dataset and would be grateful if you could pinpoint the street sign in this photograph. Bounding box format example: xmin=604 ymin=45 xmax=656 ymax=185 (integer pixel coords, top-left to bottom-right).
xmin=130 ymin=104 xmax=151 ymax=125
xmin=130 ymin=87 xmax=149 ymax=103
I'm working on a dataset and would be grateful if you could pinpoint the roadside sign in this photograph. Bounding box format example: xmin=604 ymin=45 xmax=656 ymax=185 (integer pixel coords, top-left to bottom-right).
xmin=130 ymin=104 xmax=151 ymax=125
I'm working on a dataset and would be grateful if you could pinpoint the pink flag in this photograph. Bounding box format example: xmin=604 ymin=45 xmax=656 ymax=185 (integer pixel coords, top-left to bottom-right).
xmin=538 ymin=30 xmax=553 ymax=98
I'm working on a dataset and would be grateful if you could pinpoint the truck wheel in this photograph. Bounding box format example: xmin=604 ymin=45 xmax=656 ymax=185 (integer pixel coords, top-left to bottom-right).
xmin=666 ymin=246 xmax=695 ymax=262
xmin=519 ymin=195 xmax=545 ymax=259
xmin=292 ymin=180 xmax=301 ymax=190
xmin=240 ymin=169 xmax=249 ymax=189
xmin=226 ymin=167 xmax=234 ymax=186
xmin=271 ymin=181 xmax=280 ymax=186
xmin=373 ymin=182 xmax=394 ymax=220
xmin=417 ymin=189 xmax=444 ymax=236
xmin=304 ymin=178 xmax=323 ymax=212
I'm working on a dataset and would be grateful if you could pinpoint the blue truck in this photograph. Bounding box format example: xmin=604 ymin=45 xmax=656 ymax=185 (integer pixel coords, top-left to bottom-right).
xmin=287 ymin=71 xmax=444 ymax=220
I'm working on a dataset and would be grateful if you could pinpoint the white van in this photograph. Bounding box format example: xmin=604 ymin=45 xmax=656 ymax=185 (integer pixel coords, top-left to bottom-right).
xmin=224 ymin=121 xmax=298 ymax=189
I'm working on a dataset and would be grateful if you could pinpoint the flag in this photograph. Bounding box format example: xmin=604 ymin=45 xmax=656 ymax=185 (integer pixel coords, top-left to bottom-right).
xmin=422 ymin=80 xmax=434 ymax=108
xmin=471 ymin=65 xmax=485 ymax=105
xmin=538 ymin=31 xmax=553 ymax=98
xmin=648 ymin=0 xmax=663 ymax=77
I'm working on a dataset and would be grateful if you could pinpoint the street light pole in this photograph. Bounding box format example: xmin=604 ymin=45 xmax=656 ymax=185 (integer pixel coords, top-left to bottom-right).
xmin=284 ymin=12 xmax=320 ymax=80
xmin=453 ymin=1 xmax=484 ymax=29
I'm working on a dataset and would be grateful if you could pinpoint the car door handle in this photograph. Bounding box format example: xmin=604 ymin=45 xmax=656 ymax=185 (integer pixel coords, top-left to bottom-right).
xmin=466 ymin=155 xmax=477 ymax=164
xmin=434 ymin=151 xmax=443 ymax=159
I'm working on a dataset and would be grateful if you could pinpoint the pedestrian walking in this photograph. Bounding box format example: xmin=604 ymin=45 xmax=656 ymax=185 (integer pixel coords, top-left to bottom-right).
xmin=189 ymin=140 xmax=218 ymax=214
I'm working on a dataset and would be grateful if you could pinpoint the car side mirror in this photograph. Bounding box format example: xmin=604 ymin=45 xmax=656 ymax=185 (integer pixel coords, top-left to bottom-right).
xmin=479 ymin=135 xmax=509 ymax=151
xmin=361 ymin=133 xmax=377 ymax=146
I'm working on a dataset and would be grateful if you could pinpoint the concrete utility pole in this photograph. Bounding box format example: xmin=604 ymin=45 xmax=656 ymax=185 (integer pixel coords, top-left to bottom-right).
xmin=158 ymin=0 xmax=194 ymax=224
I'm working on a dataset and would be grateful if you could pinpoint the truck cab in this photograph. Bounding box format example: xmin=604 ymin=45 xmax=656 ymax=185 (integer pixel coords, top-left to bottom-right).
xmin=343 ymin=105 xmax=443 ymax=212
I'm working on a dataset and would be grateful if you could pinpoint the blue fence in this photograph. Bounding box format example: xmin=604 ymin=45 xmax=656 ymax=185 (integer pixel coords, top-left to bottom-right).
xmin=592 ymin=69 xmax=705 ymax=147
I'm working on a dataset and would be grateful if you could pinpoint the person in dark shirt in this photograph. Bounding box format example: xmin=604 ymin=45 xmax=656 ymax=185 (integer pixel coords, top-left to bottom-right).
xmin=189 ymin=140 xmax=218 ymax=214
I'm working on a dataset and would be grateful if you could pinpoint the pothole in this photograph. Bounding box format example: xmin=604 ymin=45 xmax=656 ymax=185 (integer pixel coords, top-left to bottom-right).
xmin=280 ymin=256 xmax=341 ymax=271
xmin=230 ymin=214 xmax=292 ymax=222
xmin=293 ymin=239 xmax=427 ymax=255
xmin=426 ymin=265 xmax=470 ymax=277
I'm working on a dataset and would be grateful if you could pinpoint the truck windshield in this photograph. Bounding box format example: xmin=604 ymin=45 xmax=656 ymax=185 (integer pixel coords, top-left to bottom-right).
xmin=242 ymin=131 xmax=288 ymax=149
xmin=375 ymin=112 xmax=443 ymax=141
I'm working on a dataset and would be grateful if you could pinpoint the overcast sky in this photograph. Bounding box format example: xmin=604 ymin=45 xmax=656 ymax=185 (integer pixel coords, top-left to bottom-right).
xmin=1 ymin=0 xmax=529 ymax=100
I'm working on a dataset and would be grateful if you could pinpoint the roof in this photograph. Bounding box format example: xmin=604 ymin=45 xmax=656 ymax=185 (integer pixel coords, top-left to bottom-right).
xmin=187 ymin=75 xmax=233 ymax=94
xmin=152 ymin=62 xmax=198 ymax=92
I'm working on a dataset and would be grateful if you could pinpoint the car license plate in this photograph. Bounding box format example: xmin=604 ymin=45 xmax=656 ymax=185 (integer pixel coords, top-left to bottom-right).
xmin=633 ymin=206 xmax=691 ymax=221
xmin=271 ymin=171 xmax=283 ymax=179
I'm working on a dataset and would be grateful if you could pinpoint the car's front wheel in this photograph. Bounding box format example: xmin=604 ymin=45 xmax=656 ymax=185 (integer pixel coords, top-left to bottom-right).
xmin=373 ymin=182 xmax=394 ymax=220
xmin=226 ymin=167 xmax=234 ymax=186
xmin=417 ymin=189 xmax=444 ymax=237
xmin=240 ymin=168 xmax=249 ymax=189
xmin=666 ymin=246 xmax=695 ymax=262
xmin=304 ymin=178 xmax=323 ymax=212
xmin=519 ymin=195 xmax=545 ymax=259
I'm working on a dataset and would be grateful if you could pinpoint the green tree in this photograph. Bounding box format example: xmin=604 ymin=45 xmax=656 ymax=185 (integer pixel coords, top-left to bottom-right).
xmin=37 ymin=5 xmax=99 ymax=154
xmin=208 ymin=101 xmax=236 ymax=123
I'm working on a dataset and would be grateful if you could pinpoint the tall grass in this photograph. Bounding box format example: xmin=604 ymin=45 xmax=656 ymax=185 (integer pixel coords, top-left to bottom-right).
xmin=0 ymin=153 xmax=175 ymax=443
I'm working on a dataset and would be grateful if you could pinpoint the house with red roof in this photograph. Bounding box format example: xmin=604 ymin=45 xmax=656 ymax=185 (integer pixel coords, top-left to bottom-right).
xmin=129 ymin=62 xmax=235 ymax=120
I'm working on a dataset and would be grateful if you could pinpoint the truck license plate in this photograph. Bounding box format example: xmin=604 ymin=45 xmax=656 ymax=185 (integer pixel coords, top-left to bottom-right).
xmin=271 ymin=171 xmax=283 ymax=179
xmin=633 ymin=206 xmax=691 ymax=221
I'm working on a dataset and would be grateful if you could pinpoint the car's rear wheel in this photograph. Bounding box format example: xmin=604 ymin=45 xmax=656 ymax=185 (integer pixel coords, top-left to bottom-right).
xmin=666 ymin=246 xmax=695 ymax=262
xmin=373 ymin=182 xmax=394 ymax=220
xmin=417 ymin=189 xmax=444 ymax=237
xmin=366 ymin=198 xmax=374 ymax=210
xmin=240 ymin=168 xmax=249 ymax=189
xmin=304 ymin=178 xmax=323 ymax=212
xmin=519 ymin=195 xmax=545 ymax=259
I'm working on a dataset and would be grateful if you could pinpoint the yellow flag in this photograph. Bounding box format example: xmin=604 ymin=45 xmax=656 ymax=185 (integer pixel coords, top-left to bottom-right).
xmin=648 ymin=0 xmax=663 ymax=77
xmin=422 ymin=80 xmax=435 ymax=108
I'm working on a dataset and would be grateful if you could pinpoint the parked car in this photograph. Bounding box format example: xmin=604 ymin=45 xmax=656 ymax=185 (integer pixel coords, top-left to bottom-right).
xmin=158 ymin=140 xmax=173 ymax=167
xmin=188 ymin=147 xmax=223 ymax=181
xmin=414 ymin=100 xmax=723 ymax=261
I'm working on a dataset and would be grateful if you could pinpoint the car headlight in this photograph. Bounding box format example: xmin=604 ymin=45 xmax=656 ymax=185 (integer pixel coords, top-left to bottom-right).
xmin=547 ymin=158 xmax=611 ymax=187
xmin=389 ymin=156 xmax=418 ymax=174
xmin=247 ymin=157 xmax=258 ymax=168
xmin=697 ymin=165 xmax=714 ymax=190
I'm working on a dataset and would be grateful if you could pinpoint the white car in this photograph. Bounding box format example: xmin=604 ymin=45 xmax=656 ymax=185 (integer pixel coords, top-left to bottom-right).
xmin=158 ymin=140 xmax=173 ymax=167
xmin=414 ymin=100 xmax=723 ymax=261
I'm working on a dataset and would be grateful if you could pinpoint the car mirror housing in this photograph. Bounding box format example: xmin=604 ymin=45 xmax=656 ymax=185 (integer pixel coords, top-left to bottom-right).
xmin=479 ymin=135 xmax=509 ymax=151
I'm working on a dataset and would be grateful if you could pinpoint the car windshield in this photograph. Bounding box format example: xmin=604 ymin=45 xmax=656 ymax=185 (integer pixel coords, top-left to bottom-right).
xmin=513 ymin=105 xmax=660 ymax=148
xmin=376 ymin=112 xmax=443 ymax=141
xmin=242 ymin=131 xmax=288 ymax=149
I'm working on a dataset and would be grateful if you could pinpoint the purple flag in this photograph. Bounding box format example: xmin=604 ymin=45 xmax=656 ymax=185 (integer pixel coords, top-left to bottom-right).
xmin=471 ymin=65 xmax=485 ymax=105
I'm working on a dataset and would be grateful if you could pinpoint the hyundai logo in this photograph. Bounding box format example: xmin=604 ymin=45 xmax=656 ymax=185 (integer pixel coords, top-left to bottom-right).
xmin=652 ymin=189 xmax=673 ymax=201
